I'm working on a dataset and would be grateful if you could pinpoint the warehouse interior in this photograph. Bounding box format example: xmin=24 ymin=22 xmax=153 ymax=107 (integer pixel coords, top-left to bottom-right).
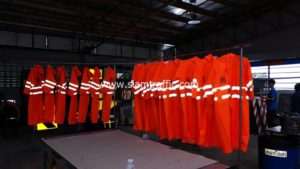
xmin=0 ymin=0 xmax=300 ymax=169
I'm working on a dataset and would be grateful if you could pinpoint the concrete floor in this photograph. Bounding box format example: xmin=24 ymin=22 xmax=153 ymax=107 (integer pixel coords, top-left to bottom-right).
xmin=0 ymin=125 xmax=259 ymax=169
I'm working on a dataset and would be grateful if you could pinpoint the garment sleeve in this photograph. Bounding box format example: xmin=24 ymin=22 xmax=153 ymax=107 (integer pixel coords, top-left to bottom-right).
xmin=44 ymin=66 xmax=57 ymax=93
xmin=23 ymin=68 xmax=34 ymax=95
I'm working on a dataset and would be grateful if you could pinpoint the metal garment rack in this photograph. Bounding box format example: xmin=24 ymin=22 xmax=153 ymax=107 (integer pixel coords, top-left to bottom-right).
xmin=174 ymin=43 xmax=252 ymax=169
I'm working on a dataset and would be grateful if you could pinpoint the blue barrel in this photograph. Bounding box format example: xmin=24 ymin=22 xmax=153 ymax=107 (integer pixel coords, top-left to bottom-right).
xmin=258 ymin=135 xmax=300 ymax=169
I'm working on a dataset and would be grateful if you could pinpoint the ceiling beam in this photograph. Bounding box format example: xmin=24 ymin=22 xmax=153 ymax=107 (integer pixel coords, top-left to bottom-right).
xmin=88 ymin=0 xmax=189 ymax=23
xmin=157 ymin=0 xmax=218 ymax=17
xmin=0 ymin=13 xmax=173 ymax=44
xmin=0 ymin=2 xmax=174 ymax=40
xmin=19 ymin=0 xmax=186 ymax=33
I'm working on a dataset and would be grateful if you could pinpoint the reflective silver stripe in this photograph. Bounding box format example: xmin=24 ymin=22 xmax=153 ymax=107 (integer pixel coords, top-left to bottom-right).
xmin=186 ymin=86 xmax=192 ymax=89
xmin=246 ymin=80 xmax=253 ymax=88
xmin=186 ymin=92 xmax=192 ymax=96
xmin=169 ymin=84 xmax=179 ymax=90
xmin=107 ymin=92 xmax=114 ymax=94
xmin=180 ymin=93 xmax=185 ymax=97
xmin=202 ymin=84 xmax=212 ymax=90
xmin=31 ymin=86 xmax=43 ymax=90
xmin=69 ymin=83 xmax=78 ymax=88
xmin=60 ymin=91 xmax=66 ymax=94
xmin=231 ymin=86 xmax=248 ymax=91
xmin=103 ymin=81 xmax=110 ymax=85
xmin=222 ymin=94 xmax=231 ymax=99
xmin=45 ymin=80 xmax=56 ymax=86
xmin=25 ymin=85 xmax=31 ymax=89
xmin=26 ymin=81 xmax=34 ymax=87
xmin=212 ymin=85 xmax=231 ymax=93
xmin=214 ymin=97 xmax=218 ymax=101
xmin=172 ymin=80 xmax=179 ymax=85
xmin=29 ymin=91 xmax=43 ymax=95
xmin=81 ymin=82 xmax=90 ymax=87
xmin=90 ymin=81 xmax=100 ymax=87
xmin=196 ymin=96 xmax=201 ymax=100
xmin=90 ymin=85 xmax=100 ymax=90
xmin=231 ymin=94 xmax=240 ymax=99
xmin=204 ymin=90 xmax=214 ymax=97
xmin=102 ymin=84 xmax=114 ymax=90
xmin=169 ymin=93 xmax=177 ymax=97
xmin=44 ymin=83 xmax=55 ymax=89
xmin=69 ymin=86 xmax=77 ymax=91
xmin=134 ymin=86 xmax=145 ymax=95
xmin=80 ymin=86 xmax=89 ymax=90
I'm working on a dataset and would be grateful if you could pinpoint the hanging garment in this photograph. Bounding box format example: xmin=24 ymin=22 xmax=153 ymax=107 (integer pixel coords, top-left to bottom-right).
xmin=174 ymin=59 xmax=198 ymax=143
xmin=210 ymin=57 xmax=232 ymax=153
xmin=152 ymin=61 xmax=169 ymax=139
xmin=55 ymin=66 xmax=67 ymax=124
xmin=161 ymin=60 xmax=182 ymax=140
xmin=77 ymin=67 xmax=93 ymax=123
xmin=23 ymin=64 xmax=44 ymax=125
xmin=67 ymin=66 xmax=81 ymax=125
xmin=101 ymin=66 xmax=116 ymax=122
xmin=89 ymin=66 xmax=101 ymax=123
xmin=132 ymin=64 xmax=145 ymax=131
xmin=43 ymin=65 xmax=57 ymax=123
xmin=141 ymin=63 xmax=157 ymax=132
xmin=196 ymin=54 xmax=216 ymax=147
xmin=221 ymin=53 xmax=254 ymax=152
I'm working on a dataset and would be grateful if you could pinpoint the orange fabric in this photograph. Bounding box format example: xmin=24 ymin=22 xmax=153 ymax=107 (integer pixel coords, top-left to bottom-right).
xmin=212 ymin=57 xmax=232 ymax=153
xmin=43 ymin=65 xmax=56 ymax=123
xmin=54 ymin=66 xmax=67 ymax=124
xmin=23 ymin=65 xmax=44 ymax=125
xmin=221 ymin=53 xmax=254 ymax=152
xmin=199 ymin=54 xmax=215 ymax=147
xmin=89 ymin=66 xmax=101 ymax=123
xmin=101 ymin=66 xmax=116 ymax=122
xmin=162 ymin=60 xmax=183 ymax=140
xmin=67 ymin=66 xmax=81 ymax=125
xmin=174 ymin=59 xmax=197 ymax=143
xmin=142 ymin=63 xmax=157 ymax=132
xmin=77 ymin=67 xmax=93 ymax=123
xmin=132 ymin=64 xmax=145 ymax=131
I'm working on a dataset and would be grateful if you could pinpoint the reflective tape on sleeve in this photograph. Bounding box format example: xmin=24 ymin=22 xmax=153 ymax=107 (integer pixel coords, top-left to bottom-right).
xmin=69 ymin=83 xmax=79 ymax=88
xmin=45 ymin=80 xmax=56 ymax=86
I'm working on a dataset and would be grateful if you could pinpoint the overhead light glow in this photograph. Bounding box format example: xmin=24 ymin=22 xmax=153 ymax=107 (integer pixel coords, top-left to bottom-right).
xmin=162 ymin=44 xmax=175 ymax=50
xmin=171 ymin=8 xmax=186 ymax=15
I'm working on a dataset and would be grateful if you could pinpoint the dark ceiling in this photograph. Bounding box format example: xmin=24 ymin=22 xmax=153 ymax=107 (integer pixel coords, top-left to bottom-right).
xmin=0 ymin=0 xmax=294 ymax=50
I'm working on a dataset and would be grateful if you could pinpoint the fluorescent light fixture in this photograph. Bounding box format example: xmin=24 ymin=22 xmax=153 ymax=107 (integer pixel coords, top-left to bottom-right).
xmin=188 ymin=13 xmax=201 ymax=24
xmin=162 ymin=44 xmax=175 ymax=50
xmin=171 ymin=8 xmax=186 ymax=15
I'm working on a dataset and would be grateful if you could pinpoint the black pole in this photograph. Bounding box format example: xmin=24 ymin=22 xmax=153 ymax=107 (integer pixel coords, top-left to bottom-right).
xmin=238 ymin=47 xmax=244 ymax=169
